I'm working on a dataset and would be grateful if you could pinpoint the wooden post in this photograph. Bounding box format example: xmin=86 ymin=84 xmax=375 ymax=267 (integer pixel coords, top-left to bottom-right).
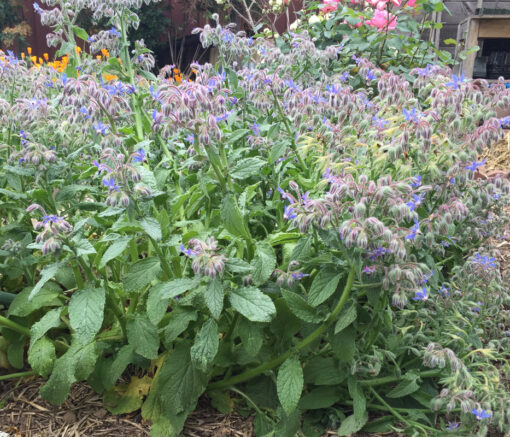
xmin=464 ymin=18 xmax=479 ymax=78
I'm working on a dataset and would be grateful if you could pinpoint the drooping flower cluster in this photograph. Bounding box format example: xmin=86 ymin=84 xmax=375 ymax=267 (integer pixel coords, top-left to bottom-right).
xmin=181 ymin=237 xmax=226 ymax=279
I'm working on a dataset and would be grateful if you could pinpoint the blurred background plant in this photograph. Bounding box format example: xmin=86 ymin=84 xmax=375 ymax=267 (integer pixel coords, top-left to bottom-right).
xmin=0 ymin=0 xmax=31 ymax=50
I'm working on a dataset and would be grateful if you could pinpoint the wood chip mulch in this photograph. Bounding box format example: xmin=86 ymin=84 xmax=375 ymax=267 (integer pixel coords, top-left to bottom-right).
xmin=0 ymin=377 xmax=253 ymax=437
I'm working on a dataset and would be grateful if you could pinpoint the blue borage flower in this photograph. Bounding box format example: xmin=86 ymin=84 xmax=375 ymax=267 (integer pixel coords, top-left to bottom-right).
xmin=465 ymin=159 xmax=486 ymax=171
xmin=416 ymin=64 xmax=433 ymax=77
xmin=186 ymin=133 xmax=194 ymax=144
xmin=283 ymin=205 xmax=297 ymax=220
xmin=42 ymin=214 xmax=64 ymax=225
xmin=405 ymin=219 xmax=420 ymax=241
xmin=93 ymin=122 xmax=109 ymax=135
xmin=471 ymin=408 xmax=491 ymax=420
xmin=80 ymin=107 xmax=90 ymax=119
xmin=410 ymin=175 xmax=421 ymax=187
xmin=250 ymin=122 xmax=261 ymax=136
xmin=446 ymin=421 xmax=459 ymax=431
xmin=339 ymin=71 xmax=350 ymax=82
xmin=438 ymin=284 xmax=449 ymax=297
xmin=446 ymin=73 xmax=465 ymax=90
xmin=133 ymin=148 xmax=146 ymax=163
xmin=362 ymin=265 xmax=377 ymax=275
xmin=366 ymin=70 xmax=376 ymax=81
xmin=373 ymin=116 xmax=389 ymax=129
xmin=406 ymin=193 xmax=425 ymax=212
xmin=413 ymin=287 xmax=428 ymax=301
xmin=473 ymin=253 xmax=497 ymax=270
xmin=33 ymin=2 xmax=43 ymax=14
xmin=403 ymin=107 xmax=420 ymax=123
xmin=108 ymin=27 xmax=121 ymax=37
xmin=102 ymin=176 xmax=119 ymax=192
xmin=290 ymin=272 xmax=310 ymax=280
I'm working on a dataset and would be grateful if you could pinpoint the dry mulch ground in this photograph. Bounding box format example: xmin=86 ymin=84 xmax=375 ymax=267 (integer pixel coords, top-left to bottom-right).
xmin=2 ymin=135 xmax=510 ymax=437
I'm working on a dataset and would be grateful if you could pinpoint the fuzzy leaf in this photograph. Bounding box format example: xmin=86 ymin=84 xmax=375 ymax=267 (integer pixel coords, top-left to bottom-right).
xmin=123 ymin=257 xmax=161 ymax=293
xmin=99 ymin=236 xmax=131 ymax=269
xmin=277 ymin=357 xmax=304 ymax=415
xmin=251 ymin=242 xmax=276 ymax=286
xmin=28 ymin=337 xmax=56 ymax=377
xmin=190 ymin=319 xmax=219 ymax=371
xmin=308 ymin=269 xmax=342 ymax=307
xmin=334 ymin=304 xmax=357 ymax=334
xmin=348 ymin=378 xmax=366 ymax=420
xmin=387 ymin=374 xmax=421 ymax=398
xmin=69 ymin=288 xmax=105 ymax=344
xmin=230 ymin=157 xmax=266 ymax=180
xmin=30 ymin=308 xmax=63 ymax=348
xmin=141 ymin=217 xmax=162 ymax=241
xmin=221 ymin=195 xmax=250 ymax=239
xmin=204 ymin=277 xmax=224 ymax=319
xmin=281 ymin=289 xmax=323 ymax=323
xmin=229 ymin=287 xmax=276 ymax=322
xmin=155 ymin=278 xmax=198 ymax=300
xmin=338 ymin=412 xmax=368 ymax=436
xmin=29 ymin=263 xmax=61 ymax=301
xmin=163 ymin=306 xmax=198 ymax=345
xmin=126 ymin=314 xmax=159 ymax=359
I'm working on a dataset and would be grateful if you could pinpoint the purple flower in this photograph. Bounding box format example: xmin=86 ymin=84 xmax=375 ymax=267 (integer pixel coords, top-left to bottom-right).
xmin=133 ymin=148 xmax=146 ymax=163
xmin=366 ymin=70 xmax=376 ymax=81
xmin=149 ymin=85 xmax=161 ymax=101
xmin=438 ymin=285 xmax=449 ymax=297
xmin=326 ymin=84 xmax=342 ymax=94
xmin=339 ymin=71 xmax=350 ymax=82
xmin=42 ymin=215 xmax=64 ymax=225
xmin=108 ymin=27 xmax=121 ymax=37
xmin=472 ymin=301 xmax=482 ymax=313
xmin=93 ymin=122 xmax=108 ymax=135
xmin=403 ymin=108 xmax=419 ymax=123
xmin=180 ymin=244 xmax=197 ymax=257
xmin=33 ymin=2 xmax=43 ymax=14
xmin=446 ymin=73 xmax=465 ymax=90
xmin=473 ymin=253 xmax=497 ymax=270
xmin=446 ymin=421 xmax=459 ymax=431
xmin=102 ymin=176 xmax=119 ymax=192
xmin=410 ymin=175 xmax=421 ymax=187
xmin=251 ymin=122 xmax=261 ymax=136
xmin=362 ymin=265 xmax=377 ymax=275
xmin=406 ymin=193 xmax=425 ymax=212
xmin=412 ymin=287 xmax=428 ymax=301
xmin=80 ymin=107 xmax=90 ymax=119
xmin=62 ymin=73 xmax=68 ymax=86
xmin=416 ymin=64 xmax=433 ymax=77
xmin=405 ymin=219 xmax=419 ymax=241
xmin=283 ymin=205 xmax=297 ymax=220
xmin=277 ymin=187 xmax=293 ymax=202
xmin=186 ymin=133 xmax=195 ymax=143
xmin=471 ymin=408 xmax=491 ymax=420
xmin=373 ymin=116 xmax=389 ymax=129
xmin=465 ymin=159 xmax=486 ymax=172
xmin=291 ymin=272 xmax=310 ymax=280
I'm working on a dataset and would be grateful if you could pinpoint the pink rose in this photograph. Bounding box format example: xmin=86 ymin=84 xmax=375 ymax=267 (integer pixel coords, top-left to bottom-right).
xmin=320 ymin=0 xmax=340 ymax=13
xmin=366 ymin=9 xmax=397 ymax=30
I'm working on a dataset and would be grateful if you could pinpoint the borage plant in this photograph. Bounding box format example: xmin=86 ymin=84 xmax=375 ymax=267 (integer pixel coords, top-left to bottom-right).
xmin=1 ymin=5 xmax=510 ymax=437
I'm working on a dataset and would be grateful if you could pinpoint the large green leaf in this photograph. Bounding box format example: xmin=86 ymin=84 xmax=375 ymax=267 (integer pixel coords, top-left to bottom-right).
xmin=99 ymin=236 xmax=132 ymax=269
xmin=221 ymin=195 xmax=250 ymax=239
xmin=387 ymin=373 xmax=421 ymax=398
xmin=348 ymin=378 xmax=366 ymax=420
xmin=101 ymin=345 xmax=135 ymax=390
xmin=308 ymin=269 xmax=342 ymax=307
xmin=40 ymin=341 xmax=98 ymax=405
xmin=204 ymin=277 xmax=224 ymax=319
xmin=30 ymin=308 xmax=63 ymax=348
xmin=8 ymin=287 xmax=61 ymax=317
xmin=277 ymin=357 xmax=303 ymax=415
xmin=281 ymin=289 xmax=323 ymax=323
xmin=29 ymin=263 xmax=61 ymax=301
xmin=28 ymin=337 xmax=56 ymax=377
xmin=190 ymin=319 xmax=219 ymax=372
xmin=238 ymin=316 xmax=263 ymax=357
xmin=334 ymin=304 xmax=357 ymax=334
xmin=163 ymin=306 xmax=198 ymax=345
xmin=337 ymin=412 xmax=368 ymax=436
xmin=251 ymin=242 xmax=276 ymax=286
xmin=69 ymin=288 xmax=105 ymax=344
xmin=126 ymin=314 xmax=159 ymax=359
xmin=141 ymin=217 xmax=162 ymax=241
xmin=123 ymin=257 xmax=161 ymax=293
xmin=230 ymin=157 xmax=266 ymax=180
xmin=155 ymin=278 xmax=199 ymax=300
xmin=229 ymin=287 xmax=276 ymax=322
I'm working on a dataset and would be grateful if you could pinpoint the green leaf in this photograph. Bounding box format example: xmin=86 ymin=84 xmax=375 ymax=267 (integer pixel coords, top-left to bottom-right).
xmin=29 ymin=263 xmax=61 ymax=301
xmin=142 ymin=342 xmax=207 ymax=418
xmin=299 ymin=386 xmax=340 ymax=410
xmin=123 ymin=257 xmax=161 ymax=293
xmin=225 ymin=258 xmax=254 ymax=273
xmin=141 ymin=217 xmax=162 ymax=241
xmin=229 ymin=287 xmax=276 ymax=322
xmin=228 ymin=128 xmax=251 ymax=144
xmin=126 ymin=314 xmax=159 ymax=359
xmin=251 ymin=242 xmax=276 ymax=286
xmin=146 ymin=285 xmax=169 ymax=326
xmin=204 ymin=277 xmax=224 ymax=319
xmin=8 ymin=287 xmax=61 ymax=317
xmin=303 ymin=356 xmax=345 ymax=386
xmin=30 ymin=308 xmax=63 ymax=348
xmin=99 ymin=236 xmax=131 ymax=269
xmin=334 ymin=304 xmax=357 ymax=334
xmin=443 ymin=38 xmax=457 ymax=45
xmin=155 ymin=278 xmax=198 ymax=299
xmin=331 ymin=326 xmax=356 ymax=362
xmin=40 ymin=341 xmax=98 ymax=405
xmin=221 ymin=195 xmax=250 ymax=240
xmin=69 ymin=288 xmax=105 ymax=344
xmin=387 ymin=374 xmax=420 ymax=398
xmin=163 ymin=306 xmax=198 ymax=345
xmin=230 ymin=157 xmax=266 ymax=179
xmin=28 ymin=337 xmax=56 ymax=377
xmin=101 ymin=345 xmax=135 ymax=390
xmin=238 ymin=316 xmax=263 ymax=357
xmin=348 ymin=378 xmax=366 ymax=420
xmin=71 ymin=237 xmax=96 ymax=256
xmin=337 ymin=412 xmax=368 ymax=436
xmin=72 ymin=25 xmax=89 ymax=41
xmin=190 ymin=319 xmax=219 ymax=372
xmin=277 ymin=357 xmax=303 ymax=415
xmin=281 ymin=289 xmax=323 ymax=323
xmin=308 ymin=269 xmax=342 ymax=307
xmin=104 ymin=375 xmax=152 ymax=414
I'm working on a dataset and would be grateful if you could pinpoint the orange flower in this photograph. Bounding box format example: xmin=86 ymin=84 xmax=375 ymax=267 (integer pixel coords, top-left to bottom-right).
xmin=38 ymin=57 xmax=43 ymax=64
xmin=27 ymin=47 xmax=32 ymax=55
xmin=43 ymin=53 xmax=49 ymax=61
xmin=75 ymin=46 xmax=82 ymax=54
xmin=104 ymin=74 xmax=118 ymax=81
xmin=30 ymin=56 xmax=36 ymax=64
xmin=101 ymin=49 xmax=109 ymax=58
xmin=96 ymin=55 xmax=102 ymax=61
xmin=21 ymin=52 xmax=25 ymax=59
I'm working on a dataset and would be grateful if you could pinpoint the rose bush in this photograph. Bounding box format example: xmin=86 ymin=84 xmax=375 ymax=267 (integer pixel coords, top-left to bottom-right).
xmin=0 ymin=1 xmax=510 ymax=436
